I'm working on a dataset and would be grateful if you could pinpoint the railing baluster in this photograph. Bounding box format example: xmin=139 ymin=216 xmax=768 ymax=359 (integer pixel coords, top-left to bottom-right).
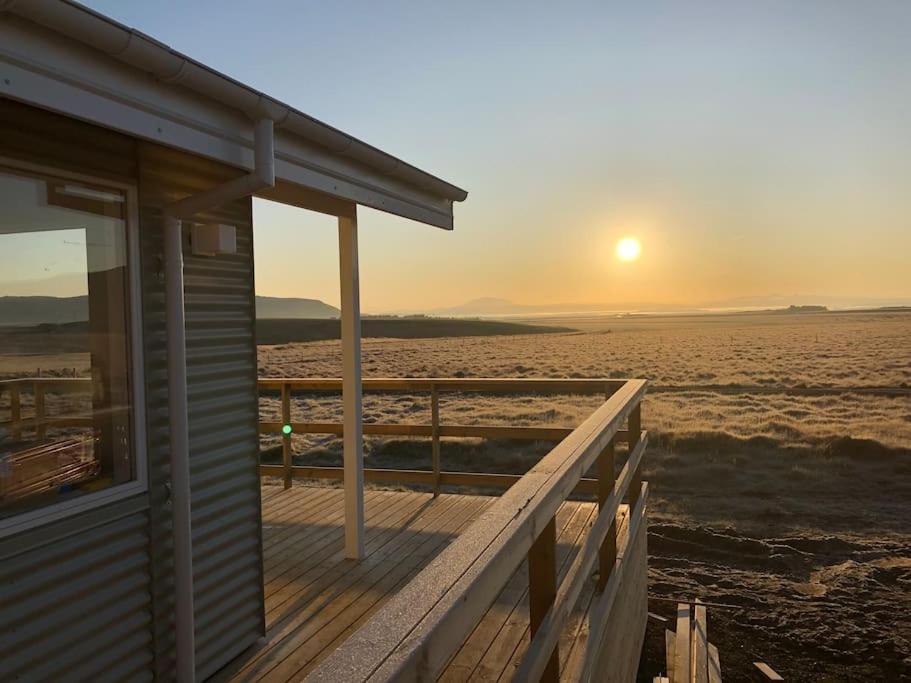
xmin=281 ymin=381 xmax=292 ymax=490
xmin=529 ymin=516 xmax=559 ymax=683
xmin=35 ymin=381 xmax=46 ymax=440
xmin=431 ymin=383 xmax=440 ymax=496
xmin=10 ymin=384 xmax=22 ymax=441
xmin=627 ymin=403 xmax=642 ymax=510
xmin=597 ymin=437 xmax=617 ymax=591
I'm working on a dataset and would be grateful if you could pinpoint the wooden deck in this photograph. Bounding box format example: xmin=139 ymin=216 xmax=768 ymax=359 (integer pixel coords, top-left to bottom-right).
xmin=217 ymin=483 xmax=630 ymax=682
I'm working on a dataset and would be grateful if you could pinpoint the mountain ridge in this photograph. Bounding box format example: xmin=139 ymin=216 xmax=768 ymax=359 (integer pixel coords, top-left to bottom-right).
xmin=0 ymin=295 xmax=341 ymax=324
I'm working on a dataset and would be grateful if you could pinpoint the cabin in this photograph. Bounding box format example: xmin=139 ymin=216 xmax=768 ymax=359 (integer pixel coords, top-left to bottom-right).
xmin=0 ymin=2 xmax=650 ymax=682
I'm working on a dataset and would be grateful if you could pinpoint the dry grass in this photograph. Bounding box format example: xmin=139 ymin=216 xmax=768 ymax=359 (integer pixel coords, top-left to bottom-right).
xmin=254 ymin=310 xmax=911 ymax=681
xmin=257 ymin=311 xmax=911 ymax=456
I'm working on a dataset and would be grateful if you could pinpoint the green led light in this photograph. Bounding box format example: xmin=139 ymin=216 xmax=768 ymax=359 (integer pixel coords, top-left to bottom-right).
xmin=282 ymin=424 xmax=293 ymax=435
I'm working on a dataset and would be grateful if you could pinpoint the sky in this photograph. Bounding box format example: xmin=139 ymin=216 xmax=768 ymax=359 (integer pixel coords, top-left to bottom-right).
xmin=82 ymin=0 xmax=911 ymax=313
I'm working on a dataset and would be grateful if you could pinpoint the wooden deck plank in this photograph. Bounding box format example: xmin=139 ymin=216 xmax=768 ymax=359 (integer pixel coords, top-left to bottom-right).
xmin=261 ymin=494 xmax=351 ymax=576
xmin=260 ymin=488 xmax=347 ymax=554
xmin=674 ymin=603 xmax=692 ymax=683
xmin=256 ymin=494 xmax=491 ymax=681
xmin=666 ymin=629 xmax=676 ymax=682
xmin=228 ymin=493 xmax=476 ymax=681
xmin=439 ymin=501 xmax=592 ymax=682
xmin=559 ymin=506 xmax=631 ymax=680
xmin=294 ymin=498 xmax=498 ymax=680
xmin=707 ymin=643 xmax=721 ymax=683
xmin=492 ymin=503 xmax=598 ymax=683
xmin=223 ymin=489 xmax=483 ymax=681
xmin=693 ymin=599 xmax=708 ymax=683
xmin=264 ymin=491 xmax=430 ymax=623
xmin=264 ymin=491 xmax=423 ymax=613
xmin=439 ymin=504 xmax=580 ymax=681
xmin=753 ymin=662 xmax=783 ymax=681
xmin=221 ymin=485 xmax=625 ymax=683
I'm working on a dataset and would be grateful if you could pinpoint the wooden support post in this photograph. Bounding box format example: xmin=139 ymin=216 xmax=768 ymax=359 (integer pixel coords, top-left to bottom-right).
xmin=627 ymin=402 xmax=642 ymax=510
xmin=339 ymin=211 xmax=365 ymax=560
xmin=529 ymin=516 xmax=559 ymax=683
xmin=597 ymin=438 xmax=617 ymax=591
xmin=694 ymin=598 xmax=708 ymax=683
xmin=35 ymin=381 xmax=46 ymax=440
xmin=281 ymin=382 xmax=292 ymax=490
xmin=674 ymin=603 xmax=691 ymax=683
xmin=10 ymin=385 xmax=21 ymax=441
xmin=431 ymin=383 xmax=440 ymax=496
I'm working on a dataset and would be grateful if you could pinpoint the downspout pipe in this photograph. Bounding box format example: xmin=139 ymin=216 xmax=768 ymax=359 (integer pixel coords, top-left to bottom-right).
xmin=163 ymin=117 xmax=274 ymax=683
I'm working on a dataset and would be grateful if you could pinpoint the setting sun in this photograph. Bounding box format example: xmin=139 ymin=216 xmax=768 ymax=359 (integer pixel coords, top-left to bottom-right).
xmin=616 ymin=237 xmax=642 ymax=262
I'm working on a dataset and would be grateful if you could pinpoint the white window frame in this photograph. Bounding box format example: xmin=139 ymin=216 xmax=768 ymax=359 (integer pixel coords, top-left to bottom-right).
xmin=0 ymin=156 xmax=148 ymax=539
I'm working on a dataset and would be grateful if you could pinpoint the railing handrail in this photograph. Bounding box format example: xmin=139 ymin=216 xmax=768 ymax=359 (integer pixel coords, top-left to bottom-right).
xmin=4 ymin=374 xmax=649 ymax=678
xmin=305 ymin=378 xmax=647 ymax=682
xmin=2 ymin=375 xmax=639 ymax=497
xmin=257 ymin=376 xmax=628 ymax=394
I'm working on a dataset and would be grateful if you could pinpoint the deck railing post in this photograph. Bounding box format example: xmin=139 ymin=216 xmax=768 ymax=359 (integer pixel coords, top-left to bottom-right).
xmin=529 ymin=516 xmax=559 ymax=683
xmin=627 ymin=402 xmax=642 ymax=510
xmin=281 ymin=381 xmax=292 ymax=490
xmin=35 ymin=381 xmax=46 ymax=440
xmin=10 ymin=384 xmax=21 ymax=441
xmin=339 ymin=212 xmax=366 ymax=560
xmin=597 ymin=438 xmax=617 ymax=591
xmin=431 ymin=383 xmax=441 ymax=496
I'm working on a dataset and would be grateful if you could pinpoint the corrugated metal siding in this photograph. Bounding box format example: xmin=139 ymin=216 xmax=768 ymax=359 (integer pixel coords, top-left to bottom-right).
xmin=0 ymin=98 xmax=155 ymax=683
xmin=0 ymin=99 xmax=265 ymax=681
xmin=138 ymin=142 xmax=265 ymax=681
xmin=0 ymin=509 xmax=155 ymax=682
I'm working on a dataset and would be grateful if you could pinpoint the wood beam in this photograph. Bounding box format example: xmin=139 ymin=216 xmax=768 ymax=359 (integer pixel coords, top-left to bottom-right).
xmin=339 ymin=210 xmax=365 ymax=560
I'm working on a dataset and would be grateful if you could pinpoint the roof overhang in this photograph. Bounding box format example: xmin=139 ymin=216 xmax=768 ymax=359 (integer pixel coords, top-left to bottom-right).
xmin=0 ymin=1 xmax=467 ymax=229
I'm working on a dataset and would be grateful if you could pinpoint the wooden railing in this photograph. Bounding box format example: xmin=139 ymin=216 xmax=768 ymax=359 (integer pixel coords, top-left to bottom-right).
xmin=3 ymin=376 xmax=635 ymax=500
xmin=0 ymin=378 xmax=93 ymax=441
xmin=6 ymin=375 xmax=650 ymax=679
xmin=256 ymin=377 xmax=633 ymax=495
xmin=306 ymin=378 xmax=649 ymax=682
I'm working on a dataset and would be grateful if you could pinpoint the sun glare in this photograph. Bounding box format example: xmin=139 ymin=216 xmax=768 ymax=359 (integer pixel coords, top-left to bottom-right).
xmin=616 ymin=237 xmax=642 ymax=262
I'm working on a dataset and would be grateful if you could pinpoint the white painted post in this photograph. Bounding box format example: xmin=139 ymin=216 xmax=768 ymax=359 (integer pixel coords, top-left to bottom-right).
xmin=339 ymin=211 xmax=365 ymax=560
xmin=164 ymin=214 xmax=196 ymax=683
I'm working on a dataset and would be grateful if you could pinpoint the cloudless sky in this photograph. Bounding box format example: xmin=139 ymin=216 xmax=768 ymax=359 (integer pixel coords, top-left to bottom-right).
xmin=83 ymin=0 xmax=911 ymax=312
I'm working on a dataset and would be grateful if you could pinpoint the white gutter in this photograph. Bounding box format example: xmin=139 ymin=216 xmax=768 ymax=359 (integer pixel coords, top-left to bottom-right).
xmin=163 ymin=117 xmax=275 ymax=683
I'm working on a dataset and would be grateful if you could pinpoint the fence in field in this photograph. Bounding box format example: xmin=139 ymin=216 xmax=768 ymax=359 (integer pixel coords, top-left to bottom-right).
xmin=2 ymin=376 xmax=637 ymax=499
xmin=257 ymin=377 xmax=638 ymax=495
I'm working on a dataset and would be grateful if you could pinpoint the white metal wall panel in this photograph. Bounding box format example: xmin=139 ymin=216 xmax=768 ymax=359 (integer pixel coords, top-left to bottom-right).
xmin=0 ymin=93 xmax=265 ymax=683
xmin=139 ymin=142 xmax=265 ymax=680
xmin=0 ymin=98 xmax=156 ymax=683
xmin=0 ymin=501 xmax=155 ymax=682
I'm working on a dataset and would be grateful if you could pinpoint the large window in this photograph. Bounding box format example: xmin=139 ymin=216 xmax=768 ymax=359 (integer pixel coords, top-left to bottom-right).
xmin=0 ymin=164 xmax=144 ymax=532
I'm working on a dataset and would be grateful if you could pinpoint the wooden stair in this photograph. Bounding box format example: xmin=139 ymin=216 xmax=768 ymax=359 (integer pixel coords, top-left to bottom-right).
xmin=655 ymin=599 xmax=722 ymax=683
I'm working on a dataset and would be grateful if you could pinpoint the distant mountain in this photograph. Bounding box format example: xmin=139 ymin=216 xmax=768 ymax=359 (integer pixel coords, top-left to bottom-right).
xmin=434 ymin=295 xmax=911 ymax=318
xmin=255 ymin=296 xmax=339 ymax=319
xmin=0 ymin=294 xmax=339 ymax=325
xmin=0 ymin=296 xmax=89 ymax=325
xmin=436 ymin=298 xmax=531 ymax=316
xmin=432 ymin=297 xmax=688 ymax=317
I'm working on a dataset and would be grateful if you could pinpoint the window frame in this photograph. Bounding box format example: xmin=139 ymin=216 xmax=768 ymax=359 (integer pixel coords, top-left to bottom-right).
xmin=0 ymin=156 xmax=148 ymax=539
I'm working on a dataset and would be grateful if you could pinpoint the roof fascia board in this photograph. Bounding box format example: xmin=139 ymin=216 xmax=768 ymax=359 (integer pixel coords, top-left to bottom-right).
xmin=0 ymin=16 xmax=454 ymax=229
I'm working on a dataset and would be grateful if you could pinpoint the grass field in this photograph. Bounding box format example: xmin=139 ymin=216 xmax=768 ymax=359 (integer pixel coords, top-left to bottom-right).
xmin=2 ymin=309 xmax=909 ymax=679
xmin=256 ymin=309 xmax=911 ymax=681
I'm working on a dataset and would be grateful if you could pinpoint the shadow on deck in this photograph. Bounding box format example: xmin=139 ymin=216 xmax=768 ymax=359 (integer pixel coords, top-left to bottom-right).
xmin=215 ymin=483 xmax=629 ymax=682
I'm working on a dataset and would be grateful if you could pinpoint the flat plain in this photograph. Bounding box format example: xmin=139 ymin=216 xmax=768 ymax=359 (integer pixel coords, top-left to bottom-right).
xmin=258 ymin=309 xmax=911 ymax=681
xmin=2 ymin=310 xmax=908 ymax=679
